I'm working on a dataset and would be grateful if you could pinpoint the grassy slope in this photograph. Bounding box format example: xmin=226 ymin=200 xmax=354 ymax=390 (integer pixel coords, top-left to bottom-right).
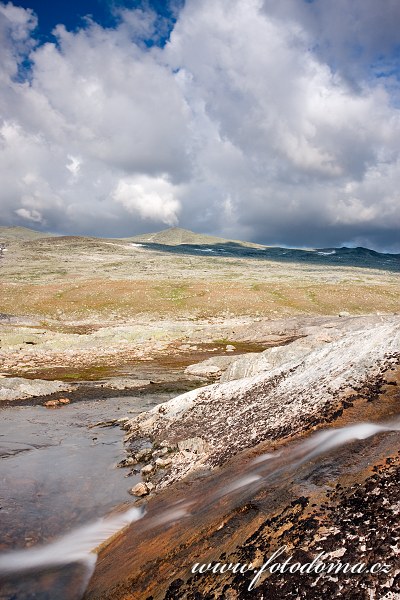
xmin=0 ymin=229 xmax=398 ymax=321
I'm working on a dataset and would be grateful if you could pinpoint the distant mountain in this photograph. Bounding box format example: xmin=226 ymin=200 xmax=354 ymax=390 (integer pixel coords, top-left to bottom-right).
xmin=0 ymin=225 xmax=398 ymax=272
xmin=126 ymin=230 xmax=400 ymax=273
xmin=128 ymin=227 xmax=264 ymax=248
xmin=0 ymin=226 xmax=56 ymax=242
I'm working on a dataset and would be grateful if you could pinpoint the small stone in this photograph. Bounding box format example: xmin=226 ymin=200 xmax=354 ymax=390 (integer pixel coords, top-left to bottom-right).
xmin=226 ymin=344 xmax=236 ymax=352
xmin=338 ymin=311 xmax=351 ymax=317
xmin=43 ymin=400 xmax=62 ymax=408
xmin=141 ymin=463 xmax=155 ymax=477
xmin=91 ymin=420 xmax=118 ymax=428
xmin=117 ymin=456 xmax=137 ymax=468
xmin=135 ymin=448 xmax=153 ymax=462
xmin=130 ymin=482 xmax=150 ymax=497
xmin=58 ymin=397 xmax=70 ymax=405
xmin=155 ymin=457 xmax=172 ymax=468
xmin=152 ymin=446 xmax=170 ymax=459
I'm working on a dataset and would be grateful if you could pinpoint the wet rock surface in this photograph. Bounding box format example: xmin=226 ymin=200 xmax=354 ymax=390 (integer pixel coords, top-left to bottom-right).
xmin=85 ymin=395 xmax=400 ymax=600
xmin=164 ymin=458 xmax=400 ymax=600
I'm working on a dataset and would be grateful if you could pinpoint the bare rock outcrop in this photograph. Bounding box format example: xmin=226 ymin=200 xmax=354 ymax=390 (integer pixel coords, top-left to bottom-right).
xmin=0 ymin=377 xmax=73 ymax=402
xmin=126 ymin=316 xmax=400 ymax=489
xmin=184 ymin=356 xmax=236 ymax=378
xmin=184 ymin=315 xmax=393 ymax=384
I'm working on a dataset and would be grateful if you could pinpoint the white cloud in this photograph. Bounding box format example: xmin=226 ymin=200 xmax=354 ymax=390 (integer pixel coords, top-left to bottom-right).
xmin=0 ymin=0 xmax=399 ymax=250
xmin=66 ymin=155 xmax=81 ymax=178
xmin=15 ymin=207 xmax=43 ymax=223
xmin=112 ymin=174 xmax=181 ymax=226
xmin=0 ymin=2 xmax=37 ymax=79
xmin=262 ymin=0 xmax=400 ymax=88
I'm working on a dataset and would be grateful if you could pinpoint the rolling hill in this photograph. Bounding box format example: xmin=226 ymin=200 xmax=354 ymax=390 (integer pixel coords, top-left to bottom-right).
xmin=128 ymin=227 xmax=264 ymax=248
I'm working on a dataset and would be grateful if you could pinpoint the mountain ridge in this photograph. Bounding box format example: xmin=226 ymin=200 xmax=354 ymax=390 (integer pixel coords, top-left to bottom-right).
xmin=127 ymin=226 xmax=264 ymax=248
xmin=0 ymin=226 xmax=57 ymax=241
xmin=0 ymin=225 xmax=398 ymax=259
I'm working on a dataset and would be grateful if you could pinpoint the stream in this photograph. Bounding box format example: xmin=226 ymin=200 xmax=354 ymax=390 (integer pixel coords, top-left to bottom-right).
xmin=0 ymin=392 xmax=172 ymax=599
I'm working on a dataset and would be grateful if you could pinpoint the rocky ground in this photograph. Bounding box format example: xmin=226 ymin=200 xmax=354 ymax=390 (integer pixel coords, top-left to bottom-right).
xmin=85 ymin=356 xmax=400 ymax=600
xmin=0 ymin=226 xmax=398 ymax=398
xmin=122 ymin=315 xmax=400 ymax=495
xmin=1 ymin=226 xmax=399 ymax=599
xmin=0 ymin=228 xmax=398 ymax=375
xmin=160 ymin=453 xmax=400 ymax=600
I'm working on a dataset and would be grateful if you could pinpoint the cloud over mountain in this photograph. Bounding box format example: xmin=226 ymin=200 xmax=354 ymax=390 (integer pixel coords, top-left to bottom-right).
xmin=0 ymin=0 xmax=399 ymax=250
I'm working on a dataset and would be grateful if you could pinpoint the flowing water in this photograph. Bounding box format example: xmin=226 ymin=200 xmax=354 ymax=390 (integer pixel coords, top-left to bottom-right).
xmin=1 ymin=416 xmax=400 ymax=600
xmin=0 ymin=393 xmax=174 ymax=599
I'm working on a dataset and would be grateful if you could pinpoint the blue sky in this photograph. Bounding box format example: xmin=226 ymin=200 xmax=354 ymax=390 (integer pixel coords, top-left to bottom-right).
xmin=14 ymin=0 xmax=117 ymax=35
xmin=13 ymin=0 xmax=182 ymax=44
xmin=1 ymin=0 xmax=400 ymax=251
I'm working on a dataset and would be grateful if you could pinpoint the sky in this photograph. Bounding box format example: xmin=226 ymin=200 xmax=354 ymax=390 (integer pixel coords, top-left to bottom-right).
xmin=0 ymin=0 xmax=400 ymax=251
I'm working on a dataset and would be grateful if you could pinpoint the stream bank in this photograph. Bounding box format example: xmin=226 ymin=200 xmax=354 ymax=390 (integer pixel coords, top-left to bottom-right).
xmin=83 ymin=316 xmax=400 ymax=600
xmin=85 ymin=367 xmax=400 ymax=599
xmin=0 ymin=315 xmax=399 ymax=599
